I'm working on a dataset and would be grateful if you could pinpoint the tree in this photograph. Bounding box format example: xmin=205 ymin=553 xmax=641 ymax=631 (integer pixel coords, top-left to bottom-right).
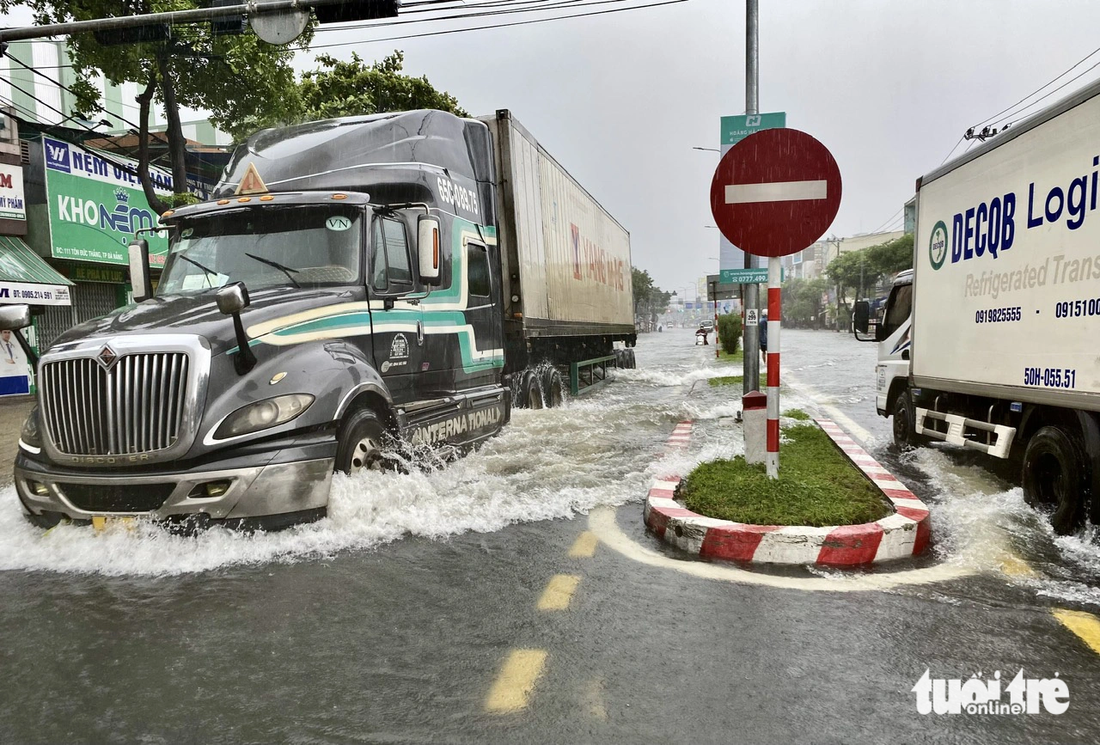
xmin=2 ymin=0 xmax=305 ymax=212
xmin=302 ymin=51 xmax=466 ymax=122
xmin=867 ymin=234 xmax=914 ymax=280
xmin=781 ymin=276 xmax=829 ymax=328
xmin=631 ymin=267 xmax=671 ymax=331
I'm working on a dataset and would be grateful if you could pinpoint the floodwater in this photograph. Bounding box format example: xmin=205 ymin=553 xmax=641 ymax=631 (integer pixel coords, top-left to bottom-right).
xmin=1 ymin=327 xmax=1099 ymax=744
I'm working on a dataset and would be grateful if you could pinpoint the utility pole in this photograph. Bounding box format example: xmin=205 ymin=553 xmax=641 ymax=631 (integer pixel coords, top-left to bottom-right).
xmin=742 ymin=0 xmax=760 ymax=393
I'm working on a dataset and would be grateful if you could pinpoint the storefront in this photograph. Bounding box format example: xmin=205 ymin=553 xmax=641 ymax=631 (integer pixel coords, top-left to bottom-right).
xmin=0 ymin=115 xmax=75 ymax=396
xmin=24 ymin=134 xmax=172 ymax=348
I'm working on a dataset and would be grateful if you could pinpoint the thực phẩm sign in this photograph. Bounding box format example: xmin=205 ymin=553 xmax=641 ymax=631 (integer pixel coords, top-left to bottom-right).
xmin=43 ymin=137 xmax=173 ymax=267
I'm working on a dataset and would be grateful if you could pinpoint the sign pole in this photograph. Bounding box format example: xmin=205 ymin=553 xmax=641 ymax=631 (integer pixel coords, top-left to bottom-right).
xmin=712 ymin=281 xmax=719 ymax=359
xmin=766 ymin=255 xmax=781 ymax=478
xmin=742 ymin=0 xmax=760 ymax=394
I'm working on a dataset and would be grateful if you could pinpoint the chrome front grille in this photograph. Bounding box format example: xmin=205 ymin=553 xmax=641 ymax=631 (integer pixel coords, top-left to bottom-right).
xmin=40 ymin=353 xmax=190 ymax=456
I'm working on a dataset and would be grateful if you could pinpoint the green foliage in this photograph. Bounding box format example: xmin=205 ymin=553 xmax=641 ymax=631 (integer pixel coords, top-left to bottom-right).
xmin=716 ymin=312 xmax=742 ymax=354
xmin=299 ymin=52 xmax=466 ymax=122
xmin=678 ymin=424 xmax=890 ymax=527
xmin=631 ymin=267 xmax=670 ymax=324
xmin=780 ymin=277 xmax=829 ymax=327
xmin=707 ymin=375 xmax=743 ymax=387
xmin=782 ymin=408 xmax=810 ymax=420
xmin=826 ymin=234 xmax=915 ymax=309
xmin=167 ymin=192 xmax=200 ymax=208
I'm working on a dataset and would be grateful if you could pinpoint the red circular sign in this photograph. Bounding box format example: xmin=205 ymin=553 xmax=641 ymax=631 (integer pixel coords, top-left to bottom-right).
xmin=710 ymin=128 xmax=842 ymax=257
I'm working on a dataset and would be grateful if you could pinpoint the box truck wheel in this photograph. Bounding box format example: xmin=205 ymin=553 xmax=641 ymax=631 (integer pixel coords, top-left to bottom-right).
xmin=337 ymin=408 xmax=392 ymax=475
xmin=626 ymin=349 xmax=637 ymax=369
xmin=1022 ymin=426 xmax=1085 ymax=535
xmin=891 ymin=390 xmax=922 ymax=449
xmin=541 ymin=367 xmax=565 ymax=408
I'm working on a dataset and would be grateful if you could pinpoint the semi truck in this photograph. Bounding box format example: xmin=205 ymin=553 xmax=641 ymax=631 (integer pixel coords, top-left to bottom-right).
xmin=856 ymin=80 xmax=1100 ymax=534
xmin=8 ymin=109 xmax=635 ymax=530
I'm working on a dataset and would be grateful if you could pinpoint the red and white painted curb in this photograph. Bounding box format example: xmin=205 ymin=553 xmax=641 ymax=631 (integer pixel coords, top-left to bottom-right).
xmin=643 ymin=418 xmax=931 ymax=566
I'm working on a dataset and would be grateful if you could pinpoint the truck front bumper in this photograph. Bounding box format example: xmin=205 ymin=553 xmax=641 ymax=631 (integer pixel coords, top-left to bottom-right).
xmin=14 ymin=435 xmax=336 ymax=526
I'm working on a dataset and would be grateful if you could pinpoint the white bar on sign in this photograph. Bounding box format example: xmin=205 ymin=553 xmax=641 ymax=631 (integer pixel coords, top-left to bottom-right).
xmin=725 ymin=180 xmax=828 ymax=204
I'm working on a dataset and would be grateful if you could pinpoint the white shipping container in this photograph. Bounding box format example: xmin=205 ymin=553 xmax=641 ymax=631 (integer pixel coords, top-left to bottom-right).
xmin=913 ymin=88 xmax=1100 ymax=409
xmin=482 ymin=111 xmax=633 ymax=335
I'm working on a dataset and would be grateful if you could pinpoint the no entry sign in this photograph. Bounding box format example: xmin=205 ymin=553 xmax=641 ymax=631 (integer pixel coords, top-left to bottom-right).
xmin=709 ymin=128 xmax=841 ymax=257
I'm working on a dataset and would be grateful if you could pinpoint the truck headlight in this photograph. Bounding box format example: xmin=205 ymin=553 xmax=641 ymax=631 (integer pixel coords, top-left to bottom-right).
xmin=20 ymin=407 xmax=41 ymax=448
xmin=213 ymin=394 xmax=315 ymax=440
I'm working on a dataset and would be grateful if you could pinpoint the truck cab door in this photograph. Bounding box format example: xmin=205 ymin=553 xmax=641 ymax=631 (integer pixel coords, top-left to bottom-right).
xmin=368 ymin=213 xmax=424 ymax=404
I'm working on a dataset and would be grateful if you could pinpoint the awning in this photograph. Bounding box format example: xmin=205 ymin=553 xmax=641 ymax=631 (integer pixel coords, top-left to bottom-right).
xmin=0 ymin=236 xmax=73 ymax=306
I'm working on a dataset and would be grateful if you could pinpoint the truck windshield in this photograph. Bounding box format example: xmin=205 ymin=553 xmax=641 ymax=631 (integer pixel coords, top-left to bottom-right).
xmin=158 ymin=206 xmax=361 ymax=295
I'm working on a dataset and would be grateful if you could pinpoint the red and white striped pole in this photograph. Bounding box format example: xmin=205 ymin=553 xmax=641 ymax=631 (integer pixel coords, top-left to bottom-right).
xmin=766 ymin=255 xmax=781 ymax=478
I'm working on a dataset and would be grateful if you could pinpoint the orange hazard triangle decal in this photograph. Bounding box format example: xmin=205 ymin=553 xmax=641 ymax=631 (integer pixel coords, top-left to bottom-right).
xmin=235 ymin=162 xmax=268 ymax=195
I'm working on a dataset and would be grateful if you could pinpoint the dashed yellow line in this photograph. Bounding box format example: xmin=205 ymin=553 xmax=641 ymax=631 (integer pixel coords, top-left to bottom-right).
xmin=568 ymin=531 xmax=599 ymax=558
xmin=537 ymin=574 xmax=581 ymax=611
xmin=485 ymin=649 xmax=548 ymax=713
xmin=1054 ymin=609 xmax=1100 ymax=656
xmin=998 ymin=551 xmax=1039 ymax=578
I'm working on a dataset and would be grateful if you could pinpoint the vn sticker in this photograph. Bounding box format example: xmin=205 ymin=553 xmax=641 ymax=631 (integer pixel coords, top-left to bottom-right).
xmin=326 ymin=216 xmax=352 ymax=232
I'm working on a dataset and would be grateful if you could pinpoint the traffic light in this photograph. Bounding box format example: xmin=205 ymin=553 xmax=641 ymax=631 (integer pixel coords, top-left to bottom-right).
xmin=314 ymin=0 xmax=401 ymax=24
xmin=211 ymin=0 xmax=246 ymax=36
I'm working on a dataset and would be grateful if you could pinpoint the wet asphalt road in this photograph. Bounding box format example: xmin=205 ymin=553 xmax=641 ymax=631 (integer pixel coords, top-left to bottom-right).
xmin=2 ymin=328 xmax=1099 ymax=744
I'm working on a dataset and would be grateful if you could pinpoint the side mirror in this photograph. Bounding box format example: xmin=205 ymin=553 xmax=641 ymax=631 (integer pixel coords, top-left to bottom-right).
xmin=417 ymin=215 xmax=442 ymax=286
xmin=216 ymin=282 xmax=256 ymax=375
xmin=853 ymin=300 xmax=870 ymax=334
xmin=0 ymin=304 xmax=31 ymax=331
xmin=128 ymin=238 xmax=152 ymax=303
xmin=216 ymin=282 xmax=250 ymax=315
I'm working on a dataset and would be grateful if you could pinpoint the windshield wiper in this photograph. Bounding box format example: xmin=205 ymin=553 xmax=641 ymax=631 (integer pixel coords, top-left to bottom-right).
xmin=244 ymin=252 xmax=300 ymax=289
xmin=177 ymin=253 xmax=218 ymax=288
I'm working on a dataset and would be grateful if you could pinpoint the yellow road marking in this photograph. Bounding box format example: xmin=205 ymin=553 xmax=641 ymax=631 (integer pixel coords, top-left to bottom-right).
xmin=537 ymin=574 xmax=581 ymax=611
xmin=485 ymin=649 xmax=548 ymax=713
xmin=998 ymin=552 xmax=1038 ymax=578
xmin=583 ymin=677 xmax=608 ymax=721
xmin=1053 ymin=609 xmax=1100 ymax=656
xmin=568 ymin=531 xmax=598 ymax=558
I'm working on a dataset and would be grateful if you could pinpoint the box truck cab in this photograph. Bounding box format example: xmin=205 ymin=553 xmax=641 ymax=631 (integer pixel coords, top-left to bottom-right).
xmin=856 ymin=81 xmax=1100 ymax=534
xmin=8 ymin=110 xmax=635 ymax=530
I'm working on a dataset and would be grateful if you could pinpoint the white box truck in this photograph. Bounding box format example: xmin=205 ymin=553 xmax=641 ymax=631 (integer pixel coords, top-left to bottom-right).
xmin=857 ymin=81 xmax=1100 ymax=534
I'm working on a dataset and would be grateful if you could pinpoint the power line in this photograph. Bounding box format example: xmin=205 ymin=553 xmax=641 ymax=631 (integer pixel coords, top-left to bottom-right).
xmin=309 ymin=0 xmax=689 ymax=50
xmin=4 ymin=51 xmax=150 ymax=135
xmin=970 ymin=44 xmax=1100 ymax=130
xmin=314 ymin=0 xmax=600 ymax=32
xmin=868 ymin=208 xmax=901 ymax=236
xmin=939 ymin=135 xmax=963 ymax=166
xmin=992 ymin=57 xmax=1100 ymax=130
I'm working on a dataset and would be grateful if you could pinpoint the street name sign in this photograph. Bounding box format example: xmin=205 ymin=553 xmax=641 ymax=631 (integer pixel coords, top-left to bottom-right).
xmin=710 ymin=128 xmax=841 ymax=258
xmin=721 ymin=112 xmax=786 ymax=147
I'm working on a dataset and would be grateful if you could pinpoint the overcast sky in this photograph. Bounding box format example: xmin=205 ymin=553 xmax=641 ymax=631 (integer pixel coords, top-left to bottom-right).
xmin=9 ymin=0 xmax=1100 ymax=298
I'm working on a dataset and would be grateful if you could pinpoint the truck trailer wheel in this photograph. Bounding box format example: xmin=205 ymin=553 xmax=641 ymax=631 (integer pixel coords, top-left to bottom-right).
xmin=336 ymin=409 xmax=392 ymax=475
xmin=541 ymin=367 xmax=565 ymax=408
xmin=891 ymin=390 xmax=922 ymax=449
xmin=518 ymin=370 xmax=544 ymax=410
xmin=1022 ymin=426 xmax=1085 ymax=535
xmin=625 ymin=349 xmax=637 ymax=369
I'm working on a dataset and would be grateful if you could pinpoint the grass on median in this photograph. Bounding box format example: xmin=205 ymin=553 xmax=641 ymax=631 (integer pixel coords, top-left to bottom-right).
xmin=717 ymin=348 xmax=744 ymax=365
xmin=782 ymin=408 xmax=810 ymax=420
xmin=678 ymin=423 xmax=890 ymax=527
xmin=708 ymin=375 xmax=743 ymax=387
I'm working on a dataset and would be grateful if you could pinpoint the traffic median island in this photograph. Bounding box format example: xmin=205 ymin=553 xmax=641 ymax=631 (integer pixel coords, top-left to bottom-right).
xmin=643 ymin=418 xmax=931 ymax=567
